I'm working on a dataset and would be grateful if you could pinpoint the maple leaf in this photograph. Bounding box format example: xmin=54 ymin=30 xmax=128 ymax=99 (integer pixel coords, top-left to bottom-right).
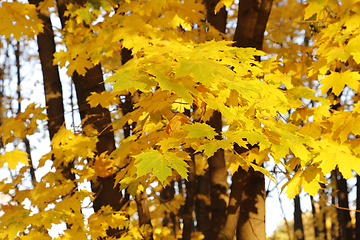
xmin=134 ymin=150 xmax=188 ymax=183
xmin=176 ymin=59 xmax=221 ymax=87
xmin=313 ymin=140 xmax=360 ymax=179
xmin=182 ymin=122 xmax=217 ymax=140
xmin=196 ymin=139 xmax=232 ymax=157
xmin=0 ymin=2 xmax=43 ymax=40
xmin=320 ymin=71 xmax=360 ymax=96
xmin=0 ymin=149 xmax=29 ymax=169
xmin=94 ymin=152 xmax=116 ymax=178
xmin=283 ymin=171 xmax=302 ymax=199
xmin=166 ymin=113 xmax=191 ymax=136
xmin=304 ymin=0 xmax=326 ymax=20
xmin=87 ymin=91 xmax=119 ymax=108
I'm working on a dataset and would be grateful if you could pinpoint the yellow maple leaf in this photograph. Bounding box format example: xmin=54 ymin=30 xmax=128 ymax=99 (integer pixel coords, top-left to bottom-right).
xmin=0 ymin=2 xmax=43 ymax=40
xmin=86 ymin=91 xmax=119 ymax=108
xmin=320 ymin=71 xmax=360 ymax=96
xmin=313 ymin=139 xmax=360 ymax=179
xmin=94 ymin=152 xmax=116 ymax=178
xmin=0 ymin=149 xmax=29 ymax=169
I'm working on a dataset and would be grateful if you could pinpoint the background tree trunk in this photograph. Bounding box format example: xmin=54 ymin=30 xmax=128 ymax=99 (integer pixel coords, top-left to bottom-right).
xmin=294 ymin=195 xmax=304 ymax=240
xmin=182 ymin=154 xmax=197 ymax=240
xmin=335 ymin=168 xmax=353 ymax=240
xmin=356 ymin=174 xmax=360 ymax=239
xmin=195 ymin=171 xmax=211 ymax=240
xmin=29 ymin=0 xmax=65 ymax=140
xmin=310 ymin=196 xmax=320 ymax=239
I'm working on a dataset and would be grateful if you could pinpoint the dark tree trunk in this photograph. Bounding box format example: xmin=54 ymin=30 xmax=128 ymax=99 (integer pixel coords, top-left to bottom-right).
xmin=202 ymin=1 xmax=229 ymax=238
xmin=335 ymin=168 xmax=353 ymax=240
xmin=29 ymin=0 xmax=75 ymax=182
xmin=207 ymin=111 xmax=229 ymax=238
xmin=15 ymin=41 xmax=37 ymax=186
xmin=195 ymin=171 xmax=211 ymax=240
xmin=310 ymin=195 xmax=320 ymax=239
xmin=233 ymin=0 xmax=273 ymax=50
xmin=232 ymin=1 xmax=273 ymax=240
xmin=136 ymin=189 xmax=154 ymax=240
xmin=28 ymin=0 xmax=65 ymax=140
xmin=294 ymin=195 xmax=304 ymax=240
xmin=182 ymin=154 xmax=197 ymax=240
xmin=55 ymin=1 xmax=125 ymax=238
xmin=160 ymin=182 xmax=177 ymax=235
xmin=356 ymin=174 xmax=360 ymax=239
xmin=203 ymin=0 xmax=227 ymax=33
xmin=331 ymin=177 xmax=339 ymax=240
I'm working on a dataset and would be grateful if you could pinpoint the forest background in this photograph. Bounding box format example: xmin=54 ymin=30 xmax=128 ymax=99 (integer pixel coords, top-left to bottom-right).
xmin=1 ymin=0 xmax=360 ymax=239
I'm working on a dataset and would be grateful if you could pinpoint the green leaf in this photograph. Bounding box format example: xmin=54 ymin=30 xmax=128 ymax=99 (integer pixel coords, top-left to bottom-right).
xmin=196 ymin=139 xmax=232 ymax=157
xmin=164 ymin=152 xmax=188 ymax=180
xmin=147 ymin=66 xmax=194 ymax=104
xmin=134 ymin=150 xmax=172 ymax=183
xmin=182 ymin=122 xmax=217 ymax=139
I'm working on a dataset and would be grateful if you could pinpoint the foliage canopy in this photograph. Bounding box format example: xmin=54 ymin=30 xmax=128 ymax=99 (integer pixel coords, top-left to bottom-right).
xmin=1 ymin=0 xmax=360 ymax=239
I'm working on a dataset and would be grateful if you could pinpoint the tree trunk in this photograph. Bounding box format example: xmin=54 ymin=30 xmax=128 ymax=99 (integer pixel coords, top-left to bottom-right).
xmin=217 ymin=167 xmax=245 ymax=240
xmin=136 ymin=189 xmax=154 ymax=240
xmin=356 ymin=174 xmax=360 ymax=239
xmin=195 ymin=171 xmax=211 ymax=240
xmin=236 ymin=167 xmax=265 ymax=240
xmin=310 ymin=195 xmax=320 ymax=239
xmin=28 ymin=0 xmax=65 ymax=140
xmin=55 ymin=1 xmax=125 ymax=238
xmin=232 ymin=1 xmax=273 ymax=240
xmin=335 ymin=168 xmax=353 ymax=240
xmin=160 ymin=182 xmax=177 ymax=235
xmin=202 ymin=1 xmax=229 ymax=237
xmin=29 ymin=0 xmax=75 ymax=182
xmin=203 ymin=0 xmax=227 ymax=33
xmin=294 ymin=195 xmax=304 ymax=240
xmin=233 ymin=0 xmax=273 ymax=50
xmin=182 ymin=154 xmax=197 ymax=240
xmin=207 ymin=111 xmax=229 ymax=238
xmin=15 ymin=41 xmax=37 ymax=186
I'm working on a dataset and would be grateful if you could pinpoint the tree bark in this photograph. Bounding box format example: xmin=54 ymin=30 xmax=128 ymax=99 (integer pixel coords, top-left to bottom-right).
xmin=203 ymin=0 xmax=227 ymax=33
xmin=232 ymin=1 xmax=273 ymax=240
xmin=207 ymin=111 xmax=229 ymax=238
xmin=182 ymin=154 xmax=197 ymax=240
xmin=294 ymin=195 xmax=304 ymax=240
xmin=136 ymin=189 xmax=154 ymax=240
xmin=217 ymin=167 xmax=245 ymax=240
xmin=233 ymin=0 xmax=273 ymax=50
xmin=236 ymin=167 xmax=265 ymax=240
xmin=356 ymin=174 xmax=360 ymax=240
xmin=335 ymin=168 xmax=354 ymax=240
xmin=28 ymin=0 xmax=65 ymax=140
xmin=55 ymin=1 xmax=124 ymax=238
xmin=29 ymin=0 xmax=75 ymax=182
xmin=202 ymin=0 xmax=229 ymax=237
xmin=195 ymin=171 xmax=211 ymax=240
xmin=15 ymin=41 xmax=37 ymax=186
xmin=310 ymin=195 xmax=320 ymax=239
